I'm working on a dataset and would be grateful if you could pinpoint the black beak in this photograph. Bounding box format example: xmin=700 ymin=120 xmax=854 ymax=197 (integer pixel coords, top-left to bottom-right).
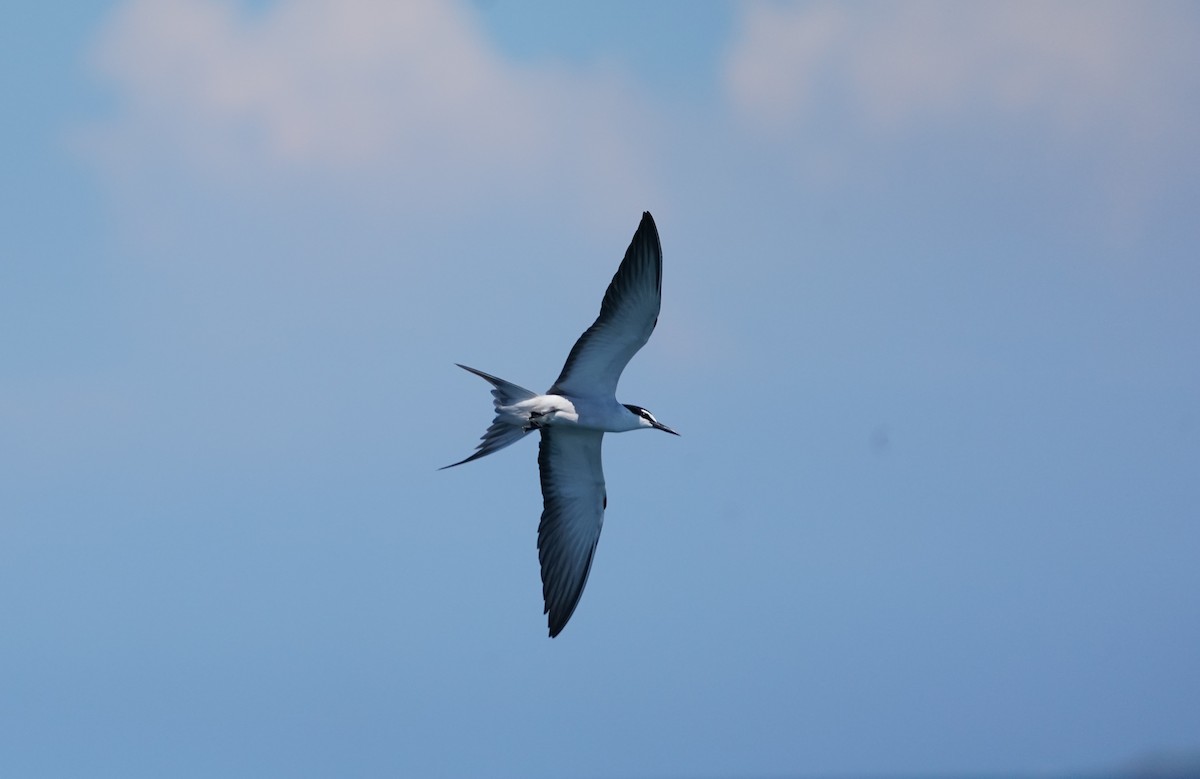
xmin=653 ymin=421 xmax=680 ymax=436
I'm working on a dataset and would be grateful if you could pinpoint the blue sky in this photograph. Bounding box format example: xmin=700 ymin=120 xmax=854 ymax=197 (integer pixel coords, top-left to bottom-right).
xmin=3 ymin=1 xmax=1199 ymax=777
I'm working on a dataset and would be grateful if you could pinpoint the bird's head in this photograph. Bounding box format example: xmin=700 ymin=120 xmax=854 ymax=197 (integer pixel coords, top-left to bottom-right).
xmin=623 ymin=404 xmax=679 ymax=436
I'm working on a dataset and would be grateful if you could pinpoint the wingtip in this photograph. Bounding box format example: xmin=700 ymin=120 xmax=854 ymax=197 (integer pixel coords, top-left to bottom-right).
xmin=544 ymin=602 xmax=566 ymax=638
xmin=636 ymin=211 xmax=661 ymax=265
xmin=545 ymin=601 xmax=577 ymax=638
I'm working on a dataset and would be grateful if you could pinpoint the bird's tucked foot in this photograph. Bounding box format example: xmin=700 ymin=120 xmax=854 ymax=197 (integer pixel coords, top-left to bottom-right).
xmin=523 ymin=410 xmax=548 ymax=433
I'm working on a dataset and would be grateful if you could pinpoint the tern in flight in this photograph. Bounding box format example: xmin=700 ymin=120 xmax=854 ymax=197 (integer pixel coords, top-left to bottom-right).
xmin=442 ymin=211 xmax=677 ymax=637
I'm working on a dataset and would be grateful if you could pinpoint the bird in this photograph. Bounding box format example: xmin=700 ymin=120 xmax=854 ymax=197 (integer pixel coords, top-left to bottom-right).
xmin=442 ymin=211 xmax=678 ymax=637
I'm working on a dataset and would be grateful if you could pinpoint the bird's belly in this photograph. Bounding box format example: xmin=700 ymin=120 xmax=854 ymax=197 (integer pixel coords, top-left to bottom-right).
xmin=555 ymin=400 xmax=629 ymax=432
xmin=508 ymin=396 xmax=627 ymax=432
xmin=501 ymin=396 xmax=581 ymax=427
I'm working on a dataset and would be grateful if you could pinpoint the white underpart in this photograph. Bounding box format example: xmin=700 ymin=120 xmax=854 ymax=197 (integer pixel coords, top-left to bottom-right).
xmin=501 ymin=395 xmax=644 ymax=432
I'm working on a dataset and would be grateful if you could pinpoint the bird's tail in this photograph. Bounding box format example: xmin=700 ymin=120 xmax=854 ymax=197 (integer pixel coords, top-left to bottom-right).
xmin=440 ymin=364 xmax=539 ymax=469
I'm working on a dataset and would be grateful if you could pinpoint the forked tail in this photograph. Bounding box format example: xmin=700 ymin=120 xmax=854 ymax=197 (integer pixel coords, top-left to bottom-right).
xmin=440 ymin=364 xmax=538 ymax=469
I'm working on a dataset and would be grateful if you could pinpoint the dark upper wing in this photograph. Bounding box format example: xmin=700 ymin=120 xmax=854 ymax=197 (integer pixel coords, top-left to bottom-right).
xmin=536 ymin=427 xmax=606 ymax=638
xmin=548 ymin=212 xmax=662 ymax=399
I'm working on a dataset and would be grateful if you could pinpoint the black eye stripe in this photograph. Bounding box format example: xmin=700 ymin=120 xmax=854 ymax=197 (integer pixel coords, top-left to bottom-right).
xmin=623 ymin=404 xmax=654 ymax=421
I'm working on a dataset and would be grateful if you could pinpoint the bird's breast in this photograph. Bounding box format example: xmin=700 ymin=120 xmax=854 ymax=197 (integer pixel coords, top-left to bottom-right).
xmin=554 ymin=397 xmax=638 ymax=432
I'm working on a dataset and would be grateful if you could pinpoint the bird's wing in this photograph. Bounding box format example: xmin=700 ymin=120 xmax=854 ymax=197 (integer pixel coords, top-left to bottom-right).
xmin=548 ymin=211 xmax=662 ymax=399
xmin=536 ymin=427 xmax=607 ymax=637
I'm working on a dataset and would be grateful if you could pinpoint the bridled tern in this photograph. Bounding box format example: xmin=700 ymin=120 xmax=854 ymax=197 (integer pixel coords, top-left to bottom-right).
xmin=442 ymin=211 xmax=677 ymax=637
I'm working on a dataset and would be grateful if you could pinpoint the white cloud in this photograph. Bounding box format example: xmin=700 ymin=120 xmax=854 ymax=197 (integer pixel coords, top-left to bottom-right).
xmin=724 ymin=1 xmax=1190 ymax=141
xmin=722 ymin=1 xmax=1199 ymax=230
xmin=85 ymin=0 xmax=662 ymax=217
